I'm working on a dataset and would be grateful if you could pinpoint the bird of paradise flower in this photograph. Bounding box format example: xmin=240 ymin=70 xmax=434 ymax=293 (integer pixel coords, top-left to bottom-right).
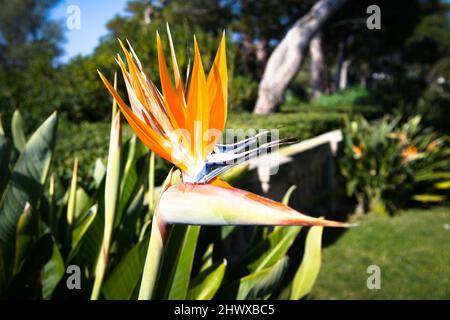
xmin=98 ymin=26 xmax=349 ymax=299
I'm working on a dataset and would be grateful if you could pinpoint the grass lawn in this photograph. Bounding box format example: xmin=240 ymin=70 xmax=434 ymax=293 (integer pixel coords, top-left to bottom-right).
xmin=312 ymin=206 xmax=450 ymax=299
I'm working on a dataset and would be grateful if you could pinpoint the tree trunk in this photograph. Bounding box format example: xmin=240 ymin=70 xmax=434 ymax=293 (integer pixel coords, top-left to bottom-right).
xmin=310 ymin=32 xmax=329 ymax=98
xmin=253 ymin=0 xmax=348 ymax=115
xmin=339 ymin=59 xmax=351 ymax=90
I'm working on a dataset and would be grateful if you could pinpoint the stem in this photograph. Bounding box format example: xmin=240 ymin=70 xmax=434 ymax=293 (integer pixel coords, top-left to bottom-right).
xmin=90 ymin=78 xmax=121 ymax=300
xmin=148 ymin=151 xmax=155 ymax=213
xmin=90 ymin=228 xmax=113 ymax=300
xmin=138 ymin=214 xmax=166 ymax=300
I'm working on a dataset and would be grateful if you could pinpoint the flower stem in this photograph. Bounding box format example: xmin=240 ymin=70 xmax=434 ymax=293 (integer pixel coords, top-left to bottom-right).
xmin=138 ymin=214 xmax=166 ymax=300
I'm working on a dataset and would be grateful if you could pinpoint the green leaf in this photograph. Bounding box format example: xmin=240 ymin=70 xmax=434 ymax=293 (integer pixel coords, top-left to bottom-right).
xmin=69 ymin=205 xmax=98 ymax=258
xmin=233 ymin=226 xmax=301 ymax=277
xmin=435 ymin=181 xmax=450 ymax=190
xmin=281 ymin=185 xmax=297 ymax=205
xmin=74 ymin=187 xmax=92 ymax=220
xmin=8 ymin=234 xmax=54 ymax=299
xmin=413 ymin=194 xmax=446 ymax=202
xmin=168 ymin=226 xmax=201 ymax=300
xmin=42 ymin=243 xmax=65 ymax=299
xmin=414 ymin=172 xmax=450 ymax=182
xmin=0 ymin=135 xmax=11 ymax=195
xmin=102 ymin=236 xmax=149 ymax=300
xmin=290 ymin=225 xmax=324 ymax=300
xmin=0 ymin=112 xmax=58 ymax=275
xmin=93 ymin=158 xmax=106 ymax=188
xmin=13 ymin=203 xmax=35 ymax=275
xmin=116 ymin=136 xmax=147 ymax=228
xmin=225 ymin=256 xmax=288 ymax=300
xmin=249 ymin=227 xmax=301 ymax=273
xmin=150 ymin=224 xmax=186 ymax=299
xmin=66 ymin=159 xmax=78 ymax=226
xmin=11 ymin=110 xmax=27 ymax=152
xmin=187 ymin=259 xmax=226 ymax=300
xmin=0 ymin=248 xmax=7 ymax=297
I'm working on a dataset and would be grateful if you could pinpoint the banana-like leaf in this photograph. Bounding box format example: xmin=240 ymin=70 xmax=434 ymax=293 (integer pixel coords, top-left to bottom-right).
xmin=74 ymin=187 xmax=92 ymax=221
xmin=69 ymin=208 xmax=103 ymax=275
xmin=102 ymin=236 xmax=149 ymax=300
xmin=414 ymin=172 xmax=450 ymax=182
xmin=223 ymin=256 xmax=288 ymax=300
xmin=116 ymin=136 xmax=147 ymax=228
xmin=187 ymin=259 xmax=226 ymax=300
xmin=153 ymin=224 xmax=187 ymax=299
xmin=0 ymin=248 xmax=6 ymax=296
xmin=0 ymin=112 xmax=57 ymax=275
xmin=13 ymin=203 xmax=35 ymax=275
xmin=248 ymin=226 xmax=301 ymax=273
xmin=11 ymin=110 xmax=27 ymax=152
xmin=168 ymin=226 xmax=201 ymax=300
xmin=91 ymin=110 xmax=122 ymax=300
xmin=93 ymin=159 xmax=106 ymax=188
xmin=42 ymin=243 xmax=65 ymax=300
xmin=0 ymin=135 xmax=11 ymax=196
xmin=281 ymin=185 xmax=297 ymax=206
xmin=8 ymin=234 xmax=54 ymax=299
xmin=69 ymin=205 xmax=98 ymax=259
xmin=435 ymin=181 xmax=450 ymax=190
xmin=66 ymin=159 xmax=78 ymax=226
xmin=290 ymin=224 xmax=324 ymax=300
xmin=413 ymin=194 xmax=446 ymax=202
xmin=199 ymin=243 xmax=214 ymax=272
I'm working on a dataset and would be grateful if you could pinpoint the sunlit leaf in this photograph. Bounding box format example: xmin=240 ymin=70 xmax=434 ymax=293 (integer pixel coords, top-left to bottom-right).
xmin=290 ymin=224 xmax=324 ymax=300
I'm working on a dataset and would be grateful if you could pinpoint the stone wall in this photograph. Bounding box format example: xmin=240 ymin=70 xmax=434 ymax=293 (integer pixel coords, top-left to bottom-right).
xmin=240 ymin=129 xmax=343 ymax=217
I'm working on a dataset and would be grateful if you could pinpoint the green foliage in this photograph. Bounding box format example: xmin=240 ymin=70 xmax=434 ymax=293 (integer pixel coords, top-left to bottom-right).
xmin=290 ymin=225 xmax=324 ymax=300
xmin=284 ymin=87 xmax=383 ymax=119
xmin=339 ymin=115 xmax=450 ymax=215
xmin=0 ymin=0 xmax=63 ymax=126
xmin=227 ymin=110 xmax=347 ymax=141
xmin=229 ymin=75 xmax=258 ymax=111
xmin=0 ymin=110 xmax=326 ymax=300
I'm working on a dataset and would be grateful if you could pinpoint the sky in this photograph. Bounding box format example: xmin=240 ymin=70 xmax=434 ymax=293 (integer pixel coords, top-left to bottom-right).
xmin=50 ymin=0 xmax=129 ymax=63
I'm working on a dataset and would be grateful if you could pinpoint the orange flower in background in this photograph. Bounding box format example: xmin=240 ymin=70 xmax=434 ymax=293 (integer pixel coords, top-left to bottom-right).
xmin=98 ymin=25 xmax=348 ymax=228
xmin=352 ymin=144 xmax=363 ymax=159
xmin=402 ymin=145 xmax=418 ymax=160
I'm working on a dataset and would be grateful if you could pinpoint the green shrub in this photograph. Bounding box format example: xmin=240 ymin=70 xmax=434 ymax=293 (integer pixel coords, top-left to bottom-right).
xmin=228 ymin=75 xmax=258 ymax=112
xmin=339 ymin=115 xmax=450 ymax=215
xmin=311 ymin=87 xmax=373 ymax=108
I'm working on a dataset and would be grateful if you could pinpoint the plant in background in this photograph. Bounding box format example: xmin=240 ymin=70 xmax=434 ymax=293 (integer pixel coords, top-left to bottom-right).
xmin=340 ymin=115 xmax=450 ymax=215
xmin=98 ymin=26 xmax=348 ymax=300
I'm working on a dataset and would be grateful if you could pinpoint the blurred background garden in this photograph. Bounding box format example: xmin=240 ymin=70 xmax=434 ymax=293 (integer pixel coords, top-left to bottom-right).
xmin=0 ymin=0 xmax=449 ymax=300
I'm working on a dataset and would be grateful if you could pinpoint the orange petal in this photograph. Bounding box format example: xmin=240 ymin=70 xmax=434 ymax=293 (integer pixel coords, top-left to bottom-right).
xmin=98 ymin=71 xmax=187 ymax=169
xmin=207 ymin=33 xmax=227 ymax=135
xmin=166 ymin=23 xmax=186 ymax=101
xmin=187 ymin=37 xmax=210 ymax=161
xmin=156 ymin=32 xmax=186 ymax=129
